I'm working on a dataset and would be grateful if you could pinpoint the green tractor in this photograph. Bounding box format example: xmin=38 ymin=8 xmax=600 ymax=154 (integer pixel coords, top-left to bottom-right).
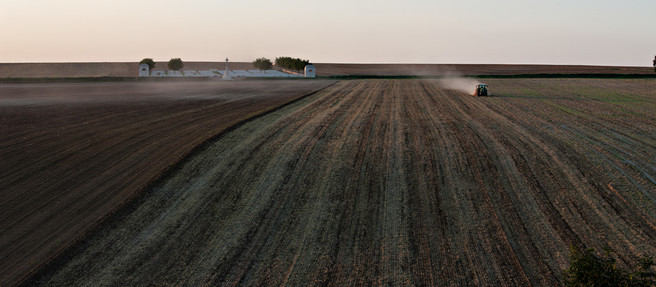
xmin=474 ymin=84 xmax=488 ymax=97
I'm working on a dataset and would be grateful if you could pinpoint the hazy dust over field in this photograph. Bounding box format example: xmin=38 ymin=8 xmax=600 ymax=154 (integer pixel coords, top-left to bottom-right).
xmin=436 ymin=71 xmax=483 ymax=94
xmin=31 ymin=79 xmax=656 ymax=286
xmin=0 ymin=81 xmax=307 ymax=106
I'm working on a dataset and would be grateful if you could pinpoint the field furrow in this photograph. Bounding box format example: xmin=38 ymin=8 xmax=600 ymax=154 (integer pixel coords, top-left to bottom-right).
xmin=26 ymin=79 xmax=656 ymax=286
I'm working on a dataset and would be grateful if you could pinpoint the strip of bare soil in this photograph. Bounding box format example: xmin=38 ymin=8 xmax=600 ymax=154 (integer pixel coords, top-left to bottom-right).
xmin=1 ymin=62 xmax=652 ymax=78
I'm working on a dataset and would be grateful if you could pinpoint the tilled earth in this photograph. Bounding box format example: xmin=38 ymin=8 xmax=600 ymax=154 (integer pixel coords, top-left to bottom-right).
xmin=0 ymin=80 xmax=334 ymax=286
xmin=20 ymin=79 xmax=656 ymax=285
xmin=1 ymin=62 xmax=653 ymax=78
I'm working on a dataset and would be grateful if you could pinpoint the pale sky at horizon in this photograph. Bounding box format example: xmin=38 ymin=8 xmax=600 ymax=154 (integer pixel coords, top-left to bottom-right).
xmin=1 ymin=0 xmax=654 ymax=66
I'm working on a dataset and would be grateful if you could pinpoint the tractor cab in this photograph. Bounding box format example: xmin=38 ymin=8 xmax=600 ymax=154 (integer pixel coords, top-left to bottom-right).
xmin=474 ymin=84 xmax=488 ymax=97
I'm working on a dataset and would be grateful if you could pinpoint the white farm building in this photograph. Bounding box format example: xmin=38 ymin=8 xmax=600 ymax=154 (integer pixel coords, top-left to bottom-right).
xmin=138 ymin=62 xmax=316 ymax=79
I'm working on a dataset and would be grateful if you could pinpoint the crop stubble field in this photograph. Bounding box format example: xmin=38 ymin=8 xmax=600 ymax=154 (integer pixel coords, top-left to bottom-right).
xmin=18 ymin=79 xmax=656 ymax=286
xmin=0 ymin=80 xmax=334 ymax=286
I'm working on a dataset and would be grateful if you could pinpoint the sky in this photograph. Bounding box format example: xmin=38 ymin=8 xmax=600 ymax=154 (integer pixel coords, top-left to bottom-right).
xmin=1 ymin=0 xmax=654 ymax=66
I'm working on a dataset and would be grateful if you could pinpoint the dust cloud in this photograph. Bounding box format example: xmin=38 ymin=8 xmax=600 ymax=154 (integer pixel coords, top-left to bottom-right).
xmin=436 ymin=71 xmax=482 ymax=94
xmin=0 ymin=80 xmax=311 ymax=106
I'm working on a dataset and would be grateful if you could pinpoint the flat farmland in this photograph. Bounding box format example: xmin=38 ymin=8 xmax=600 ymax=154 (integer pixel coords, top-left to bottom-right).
xmin=0 ymin=80 xmax=334 ymax=286
xmin=313 ymin=64 xmax=655 ymax=77
xmin=1 ymin=62 xmax=653 ymax=78
xmin=27 ymin=79 xmax=656 ymax=286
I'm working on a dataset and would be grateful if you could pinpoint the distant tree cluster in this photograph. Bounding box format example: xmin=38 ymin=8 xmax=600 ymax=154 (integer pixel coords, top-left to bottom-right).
xmin=139 ymin=58 xmax=186 ymax=71
xmin=168 ymin=58 xmax=184 ymax=71
xmin=252 ymin=57 xmax=273 ymax=71
xmin=275 ymin=57 xmax=310 ymax=72
xmin=563 ymin=245 xmax=655 ymax=287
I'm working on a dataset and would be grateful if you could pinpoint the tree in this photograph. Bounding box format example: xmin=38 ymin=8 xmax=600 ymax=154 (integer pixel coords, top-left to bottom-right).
xmin=295 ymin=59 xmax=310 ymax=71
xmin=274 ymin=56 xmax=311 ymax=72
xmin=252 ymin=57 xmax=273 ymax=72
xmin=653 ymin=55 xmax=655 ymax=73
xmin=168 ymin=58 xmax=184 ymax=71
xmin=563 ymin=245 xmax=655 ymax=287
xmin=275 ymin=57 xmax=292 ymax=69
xmin=139 ymin=58 xmax=156 ymax=70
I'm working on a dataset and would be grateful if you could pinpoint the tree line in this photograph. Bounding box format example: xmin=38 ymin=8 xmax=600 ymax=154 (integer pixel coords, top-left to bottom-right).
xmin=252 ymin=57 xmax=273 ymax=71
xmin=252 ymin=57 xmax=311 ymax=72
xmin=274 ymin=57 xmax=311 ymax=72
xmin=140 ymin=57 xmax=311 ymax=73
xmin=139 ymin=58 xmax=184 ymax=71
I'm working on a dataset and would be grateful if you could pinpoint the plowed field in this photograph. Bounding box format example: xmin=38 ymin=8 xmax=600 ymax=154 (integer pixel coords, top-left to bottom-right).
xmin=27 ymin=79 xmax=656 ymax=286
xmin=1 ymin=62 xmax=652 ymax=78
xmin=0 ymin=80 xmax=334 ymax=286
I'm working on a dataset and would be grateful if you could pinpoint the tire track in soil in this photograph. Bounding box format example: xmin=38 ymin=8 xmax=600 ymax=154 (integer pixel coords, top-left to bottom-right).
xmin=426 ymin=79 xmax=656 ymax=283
xmin=477 ymin=79 xmax=656 ymax=265
xmin=418 ymin=82 xmax=534 ymax=285
xmin=32 ymin=79 xmax=656 ymax=286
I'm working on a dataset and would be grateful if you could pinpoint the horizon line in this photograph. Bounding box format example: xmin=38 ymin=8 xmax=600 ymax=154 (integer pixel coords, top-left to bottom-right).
xmin=0 ymin=61 xmax=651 ymax=68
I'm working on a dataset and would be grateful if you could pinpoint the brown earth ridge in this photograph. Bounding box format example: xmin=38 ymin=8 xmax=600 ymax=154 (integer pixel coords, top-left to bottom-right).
xmin=0 ymin=62 xmax=653 ymax=78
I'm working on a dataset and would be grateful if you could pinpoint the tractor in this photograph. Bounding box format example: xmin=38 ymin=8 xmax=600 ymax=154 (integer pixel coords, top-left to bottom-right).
xmin=474 ymin=84 xmax=488 ymax=96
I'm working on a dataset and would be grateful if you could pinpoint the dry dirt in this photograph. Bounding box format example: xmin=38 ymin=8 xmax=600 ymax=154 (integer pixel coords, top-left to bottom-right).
xmin=1 ymin=62 xmax=652 ymax=78
xmin=0 ymin=80 xmax=334 ymax=286
xmin=313 ymin=64 xmax=655 ymax=76
xmin=24 ymin=79 xmax=656 ymax=286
